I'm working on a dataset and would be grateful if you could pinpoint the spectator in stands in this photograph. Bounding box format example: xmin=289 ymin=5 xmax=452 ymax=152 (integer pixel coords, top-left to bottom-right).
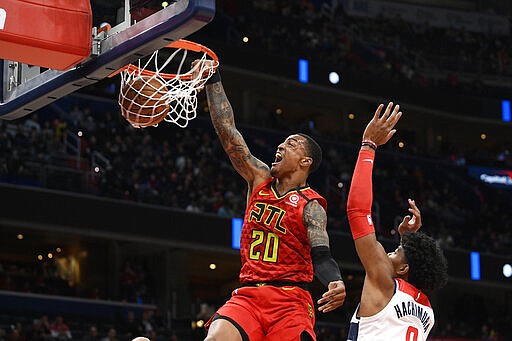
xmin=119 ymin=261 xmax=137 ymax=302
xmin=140 ymin=311 xmax=154 ymax=337
xmin=82 ymin=326 xmax=100 ymax=341
xmin=49 ymin=315 xmax=72 ymax=340
xmin=68 ymin=105 xmax=85 ymax=129
xmin=27 ymin=318 xmax=52 ymax=341
xmin=23 ymin=113 xmax=41 ymax=133
xmin=0 ymin=275 xmax=15 ymax=291
xmin=101 ymin=328 xmax=118 ymax=341
xmin=117 ymin=311 xmax=142 ymax=340
xmin=6 ymin=322 xmax=26 ymax=341
xmin=39 ymin=316 xmax=52 ymax=339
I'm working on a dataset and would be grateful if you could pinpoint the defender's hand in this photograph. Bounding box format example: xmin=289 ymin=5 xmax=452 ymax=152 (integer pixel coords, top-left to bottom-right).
xmin=398 ymin=198 xmax=422 ymax=235
xmin=362 ymin=102 xmax=402 ymax=146
xmin=317 ymin=280 xmax=346 ymax=313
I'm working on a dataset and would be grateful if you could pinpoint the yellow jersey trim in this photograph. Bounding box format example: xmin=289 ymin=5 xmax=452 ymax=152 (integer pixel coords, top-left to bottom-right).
xmin=270 ymin=181 xmax=311 ymax=199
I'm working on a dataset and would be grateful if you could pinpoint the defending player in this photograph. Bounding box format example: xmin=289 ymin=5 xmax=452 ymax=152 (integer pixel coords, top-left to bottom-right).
xmin=346 ymin=102 xmax=448 ymax=340
xmin=192 ymin=62 xmax=346 ymax=340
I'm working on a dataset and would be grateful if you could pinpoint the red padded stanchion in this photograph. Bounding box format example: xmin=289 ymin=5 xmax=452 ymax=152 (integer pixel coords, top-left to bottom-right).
xmin=0 ymin=0 xmax=92 ymax=70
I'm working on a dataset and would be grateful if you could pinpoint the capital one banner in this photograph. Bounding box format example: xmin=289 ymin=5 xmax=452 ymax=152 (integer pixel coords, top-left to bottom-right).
xmin=341 ymin=0 xmax=509 ymax=35
xmin=468 ymin=166 xmax=512 ymax=189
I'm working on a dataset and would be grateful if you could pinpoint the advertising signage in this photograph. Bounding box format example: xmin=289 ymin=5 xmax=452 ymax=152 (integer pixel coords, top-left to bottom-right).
xmin=468 ymin=166 xmax=512 ymax=189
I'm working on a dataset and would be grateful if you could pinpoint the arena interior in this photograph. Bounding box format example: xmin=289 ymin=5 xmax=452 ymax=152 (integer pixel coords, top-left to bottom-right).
xmin=0 ymin=0 xmax=511 ymax=340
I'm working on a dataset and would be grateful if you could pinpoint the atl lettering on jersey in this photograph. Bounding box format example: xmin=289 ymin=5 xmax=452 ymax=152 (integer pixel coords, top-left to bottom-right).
xmin=239 ymin=178 xmax=327 ymax=283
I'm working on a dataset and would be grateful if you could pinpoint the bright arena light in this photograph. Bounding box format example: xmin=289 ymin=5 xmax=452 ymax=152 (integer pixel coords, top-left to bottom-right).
xmin=329 ymin=72 xmax=340 ymax=84
xmin=503 ymin=264 xmax=512 ymax=278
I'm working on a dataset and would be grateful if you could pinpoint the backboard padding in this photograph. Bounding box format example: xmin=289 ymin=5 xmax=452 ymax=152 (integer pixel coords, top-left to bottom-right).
xmin=0 ymin=0 xmax=215 ymax=120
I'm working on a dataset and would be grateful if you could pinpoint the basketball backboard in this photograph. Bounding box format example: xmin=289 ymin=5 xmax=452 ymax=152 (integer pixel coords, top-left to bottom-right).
xmin=0 ymin=0 xmax=215 ymax=120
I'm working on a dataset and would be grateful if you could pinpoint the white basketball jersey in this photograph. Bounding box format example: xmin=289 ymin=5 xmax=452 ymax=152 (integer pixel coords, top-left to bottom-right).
xmin=347 ymin=278 xmax=434 ymax=341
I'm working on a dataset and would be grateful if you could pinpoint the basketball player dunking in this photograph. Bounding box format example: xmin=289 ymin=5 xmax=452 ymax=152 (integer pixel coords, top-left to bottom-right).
xmin=346 ymin=102 xmax=448 ymax=340
xmin=192 ymin=62 xmax=346 ymax=341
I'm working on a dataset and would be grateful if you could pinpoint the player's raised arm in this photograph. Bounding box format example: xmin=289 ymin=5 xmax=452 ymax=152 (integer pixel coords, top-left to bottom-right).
xmin=303 ymin=200 xmax=346 ymax=313
xmin=346 ymin=102 xmax=402 ymax=295
xmin=195 ymin=61 xmax=270 ymax=191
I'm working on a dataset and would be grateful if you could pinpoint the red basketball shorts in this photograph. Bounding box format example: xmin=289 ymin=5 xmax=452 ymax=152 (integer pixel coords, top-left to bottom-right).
xmin=206 ymin=285 xmax=316 ymax=341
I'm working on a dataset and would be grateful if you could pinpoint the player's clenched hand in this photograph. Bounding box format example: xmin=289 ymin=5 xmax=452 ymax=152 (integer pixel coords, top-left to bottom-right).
xmin=191 ymin=59 xmax=217 ymax=92
xmin=317 ymin=280 xmax=346 ymax=313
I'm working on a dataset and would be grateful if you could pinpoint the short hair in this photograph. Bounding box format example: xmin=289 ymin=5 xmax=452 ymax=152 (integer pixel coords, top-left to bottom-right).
xmin=401 ymin=232 xmax=448 ymax=293
xmin=297 ymin=133 xmax=322 ymax=174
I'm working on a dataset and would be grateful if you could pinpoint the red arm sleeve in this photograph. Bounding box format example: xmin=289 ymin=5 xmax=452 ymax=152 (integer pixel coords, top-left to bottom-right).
xmin=347 ymin=149 xmax=376 ymax=240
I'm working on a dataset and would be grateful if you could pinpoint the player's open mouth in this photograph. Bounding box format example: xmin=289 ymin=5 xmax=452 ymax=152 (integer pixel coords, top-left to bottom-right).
xmin=272 ymin=153 xmax=283 ymax=166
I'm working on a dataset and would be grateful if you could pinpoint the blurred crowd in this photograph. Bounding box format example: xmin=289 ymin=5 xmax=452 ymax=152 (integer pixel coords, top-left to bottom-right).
xmin=0 ymin=260 xmax=79 ymax=297
xmin=197 ymin=0 xmax=511 ymax=118
xmin=220 ymin=0 xmax=511 ymax=77
xmin=1 ymin=98 xmax=511 ymax=256
xmin=0 ymin=309 xmax=507 ymax=341
xmin=0 ymin=309 xmax=182 ymax=341
xmin=0 ymin=258 xmax=153 ymax=304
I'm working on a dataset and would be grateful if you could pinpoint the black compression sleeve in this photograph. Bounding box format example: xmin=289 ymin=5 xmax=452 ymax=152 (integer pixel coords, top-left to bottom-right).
xmin=311 ymin=246 xmax=343 ymax=287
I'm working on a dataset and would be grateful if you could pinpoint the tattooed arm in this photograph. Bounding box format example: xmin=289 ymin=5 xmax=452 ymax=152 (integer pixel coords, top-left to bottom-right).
xmin=304 ymin=200 xmax=346 ymax=312
xmin=304 ymin=200 xmax=330 ymax=249
xmin=205 ymin=80 xmax=270 ymax=192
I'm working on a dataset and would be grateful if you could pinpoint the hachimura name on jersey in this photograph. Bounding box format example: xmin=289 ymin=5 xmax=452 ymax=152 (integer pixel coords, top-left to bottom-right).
xmin=348 ymin=278 xmax=434 ymax=341
xmin=239 ymin=178 xmax=327 ymax=284
xmin=393 ymin=296 xmax=432 ymax=333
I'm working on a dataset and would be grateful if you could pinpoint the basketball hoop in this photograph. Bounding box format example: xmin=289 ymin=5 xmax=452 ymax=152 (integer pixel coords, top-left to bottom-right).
xmin=113 ymin=39 xmax=218 ymax=128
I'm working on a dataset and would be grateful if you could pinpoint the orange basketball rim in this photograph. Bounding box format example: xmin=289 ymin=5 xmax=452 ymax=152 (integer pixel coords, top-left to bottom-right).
xmin=110 ymin=39 xmax=219 ymax=80
xmin=112 ymin=39 xmax=219 ymax=129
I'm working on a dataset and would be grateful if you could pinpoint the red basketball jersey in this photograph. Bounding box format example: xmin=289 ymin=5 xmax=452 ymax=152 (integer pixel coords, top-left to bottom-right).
xmin=239 ymin=178 xmax=327 ymax=283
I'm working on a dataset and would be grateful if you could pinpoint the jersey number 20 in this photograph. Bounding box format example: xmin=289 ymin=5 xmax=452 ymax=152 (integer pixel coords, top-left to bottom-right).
xmin=249 ymin=230 xmax=279 ymax=262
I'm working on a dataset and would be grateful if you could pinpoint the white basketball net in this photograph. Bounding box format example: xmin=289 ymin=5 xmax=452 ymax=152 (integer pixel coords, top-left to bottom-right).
xmin=118 ymin=46 xmax=218 ymax=128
